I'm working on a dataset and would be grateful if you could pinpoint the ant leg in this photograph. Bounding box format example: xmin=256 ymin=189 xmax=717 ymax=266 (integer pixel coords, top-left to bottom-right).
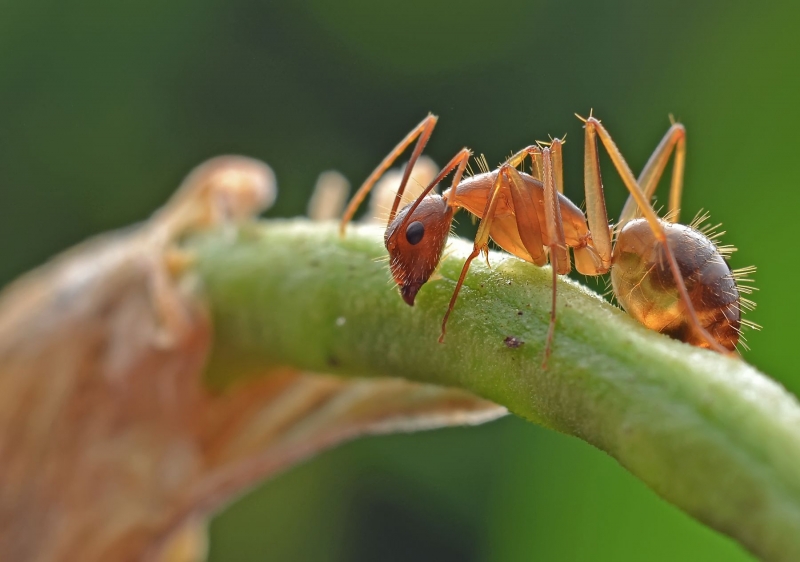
xmin=496 ymin=141 xmax=572 ymax=363
xmin=501 ymin=143 xmax=570 ymax=364
xmin=473 ymin=145 xmax=545 ymax=271
xmin=618 ymin=121 xmax=686 ymax=224
xmin=503 ymin=140 xmax=563 ymax=194
xmin=395 ymin=148 xmax=472 ymax=233
xmin=541 ymin=142 xmax=570 ymax=275
xmin=541 ymin=143 xmax=569 ymax=366
xmin=502 ymin=167 xmax=546 ymax=265
xmin=340 ymin=114 xmax=438 ymax=233
xmin=583 ymin=116 xmax=729 ymax=354
xmin=439 ymin=166 xmax=511 ymax=343
xmin=580 ymin=117 xmax=614 ymax=272
xmin=550 ymin=139 xmax=565 ymax=194
xmin=502 ymin=145 xmax=544 ymax=181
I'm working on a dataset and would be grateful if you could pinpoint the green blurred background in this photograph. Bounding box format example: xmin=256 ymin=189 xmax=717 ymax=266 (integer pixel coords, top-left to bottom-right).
xmin=1 ymin=1 xmax=797 ymax=560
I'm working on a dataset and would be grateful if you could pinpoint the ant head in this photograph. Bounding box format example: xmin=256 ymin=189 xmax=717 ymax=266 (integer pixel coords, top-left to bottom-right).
xmin=384 ymin=195 xmax=454 ymax=306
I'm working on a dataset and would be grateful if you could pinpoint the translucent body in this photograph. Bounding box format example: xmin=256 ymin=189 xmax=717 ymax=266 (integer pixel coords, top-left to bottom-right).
xmin=611 ymin=219 xmax=741 ymax=350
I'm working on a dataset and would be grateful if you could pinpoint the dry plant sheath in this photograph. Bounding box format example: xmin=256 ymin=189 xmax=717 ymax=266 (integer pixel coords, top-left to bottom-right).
xmin=196 ymin=220 xmax=799 ymax=562
xmin=0 ymin=160 xmax=503 ymax=562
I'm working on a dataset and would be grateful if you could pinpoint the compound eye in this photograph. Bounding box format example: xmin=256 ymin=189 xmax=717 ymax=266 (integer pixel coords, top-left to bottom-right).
xmin=405 ymin=221 xmax=425 ymax=245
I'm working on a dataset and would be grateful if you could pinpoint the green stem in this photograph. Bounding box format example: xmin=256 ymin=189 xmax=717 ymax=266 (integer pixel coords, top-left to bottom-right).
xmin=193 ymin=219 xmax=800 ymax=562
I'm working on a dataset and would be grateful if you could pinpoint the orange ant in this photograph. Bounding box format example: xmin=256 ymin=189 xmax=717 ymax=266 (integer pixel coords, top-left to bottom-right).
xmin=340 ymin=113 xmax=755 ymax=364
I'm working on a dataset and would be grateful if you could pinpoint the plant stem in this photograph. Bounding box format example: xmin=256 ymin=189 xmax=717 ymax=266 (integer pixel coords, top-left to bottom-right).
xmin=193 ymin=219 xmax=800 ymax=562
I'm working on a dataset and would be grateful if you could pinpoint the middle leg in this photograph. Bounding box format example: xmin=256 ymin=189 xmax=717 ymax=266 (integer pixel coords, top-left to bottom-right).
xmin=539 ymin=141 xmax=569 ymax=366
xmin=439 ymin=165 xmax=522 ymax=343
xmin=492 ymin=141 xmax=572 ymax=364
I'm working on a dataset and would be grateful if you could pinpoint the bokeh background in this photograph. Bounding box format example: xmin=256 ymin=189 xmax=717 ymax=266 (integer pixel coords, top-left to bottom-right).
xmin=1 ymin=1 xmax=797 ymax=560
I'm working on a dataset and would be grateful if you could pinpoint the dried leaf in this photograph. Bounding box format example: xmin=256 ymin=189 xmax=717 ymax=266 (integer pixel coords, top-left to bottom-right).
xmin=0 ymin=156 xmax=503 ymax=562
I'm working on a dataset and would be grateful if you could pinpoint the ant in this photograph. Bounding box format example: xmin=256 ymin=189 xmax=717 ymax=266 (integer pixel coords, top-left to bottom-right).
xmin=340 ymin=113 xmax=755 ymax=364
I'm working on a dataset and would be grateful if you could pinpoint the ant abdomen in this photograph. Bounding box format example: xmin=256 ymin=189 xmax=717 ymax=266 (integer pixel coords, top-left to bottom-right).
xmin=611 ymin=219 xmax=741 ymax=351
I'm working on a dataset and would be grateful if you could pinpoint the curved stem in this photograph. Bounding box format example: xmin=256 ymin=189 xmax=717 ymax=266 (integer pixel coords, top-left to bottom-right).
xmin=192 ymin=219 xmax=800 ymax=562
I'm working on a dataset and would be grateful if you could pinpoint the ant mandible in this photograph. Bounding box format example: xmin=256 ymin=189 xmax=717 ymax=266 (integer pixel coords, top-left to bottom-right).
xmin=339 ymin=113 xmax=754 ymax=365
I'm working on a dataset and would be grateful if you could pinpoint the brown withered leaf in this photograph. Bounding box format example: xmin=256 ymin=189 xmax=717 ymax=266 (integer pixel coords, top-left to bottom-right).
xmin=0 ymin=157 xmax=505 ymax=562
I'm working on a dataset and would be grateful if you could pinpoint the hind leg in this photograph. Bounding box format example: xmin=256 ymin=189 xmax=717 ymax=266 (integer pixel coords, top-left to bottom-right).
xmin=580 ymin=114 xmax=729 ymax=354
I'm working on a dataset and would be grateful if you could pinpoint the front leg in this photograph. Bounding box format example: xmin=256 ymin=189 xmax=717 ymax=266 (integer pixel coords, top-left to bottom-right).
xmin=439 ymin=166 xmax=510 ymax=343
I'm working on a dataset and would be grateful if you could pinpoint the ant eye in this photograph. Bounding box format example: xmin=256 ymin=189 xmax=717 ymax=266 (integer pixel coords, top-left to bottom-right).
xmin=405 ymin=221 xmax=425 ymax=245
